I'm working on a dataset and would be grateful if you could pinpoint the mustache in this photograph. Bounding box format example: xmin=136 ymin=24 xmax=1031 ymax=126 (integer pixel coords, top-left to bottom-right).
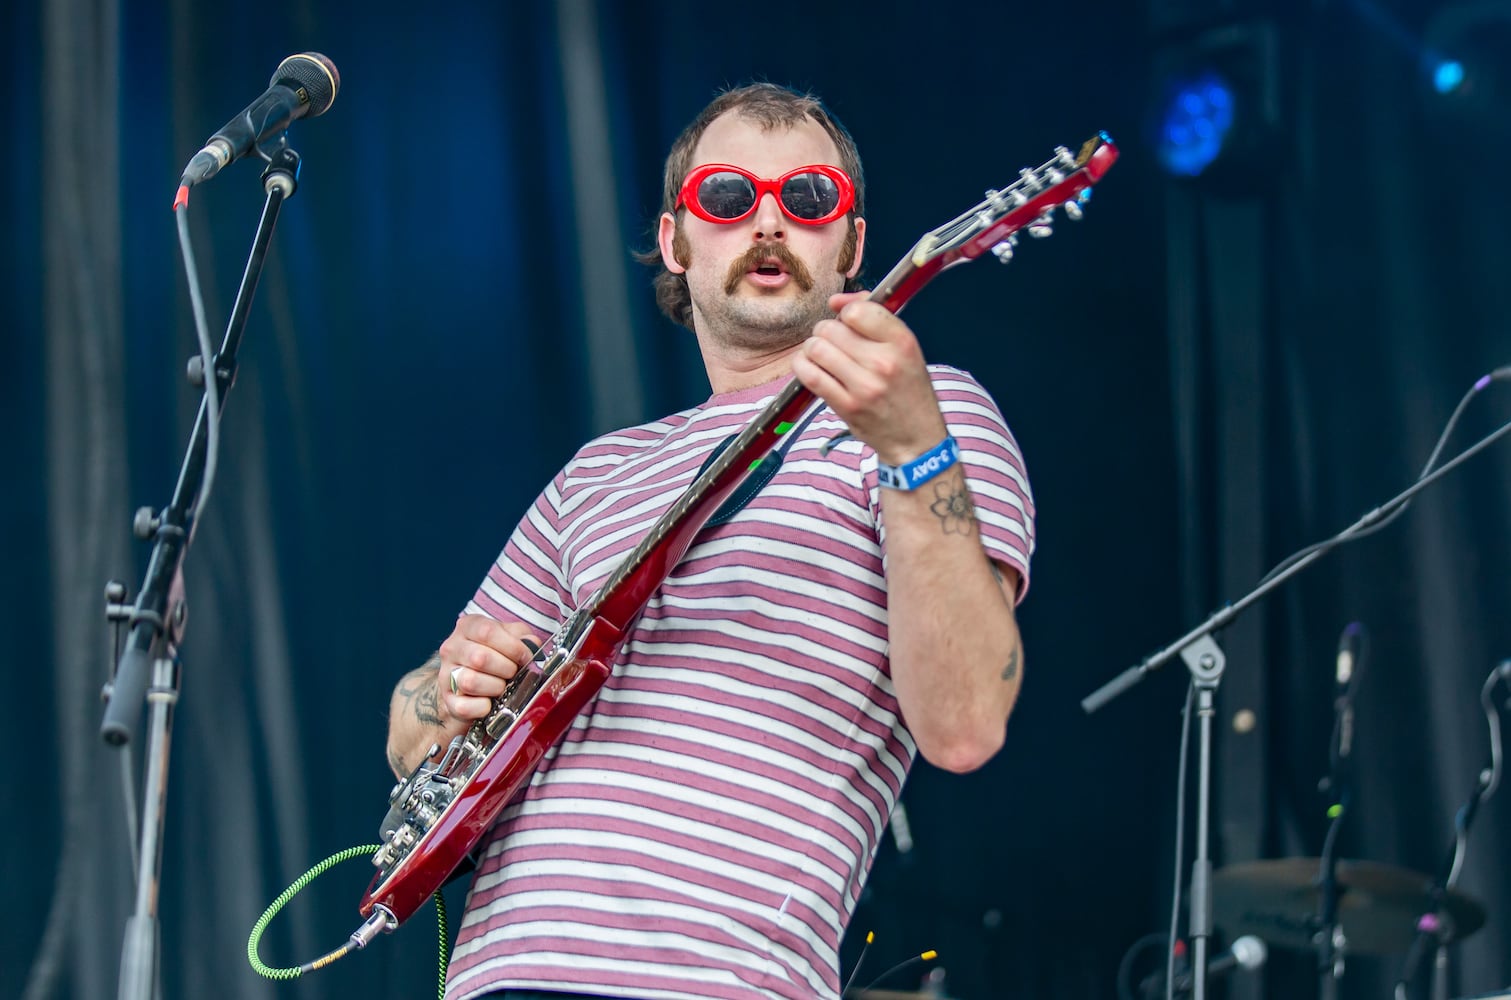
xmin=723 ymin=243 xmax=815 ymax=294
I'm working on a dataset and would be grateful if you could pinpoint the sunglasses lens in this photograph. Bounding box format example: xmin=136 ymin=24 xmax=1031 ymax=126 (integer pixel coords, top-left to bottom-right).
xmin=780 ymin=172 xmax=842 ymax=220
xmin=695 ymin=172 xmax=757 ymax=220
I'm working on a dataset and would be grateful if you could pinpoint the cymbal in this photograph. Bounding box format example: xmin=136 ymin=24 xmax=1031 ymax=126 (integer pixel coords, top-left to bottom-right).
xmin=1213 ymin=858 xmax=1486 ymax=956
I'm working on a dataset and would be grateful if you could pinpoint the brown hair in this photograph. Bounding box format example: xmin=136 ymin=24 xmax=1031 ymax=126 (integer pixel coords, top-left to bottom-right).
xmin=634 ymin=83 xmax=866 ymax=329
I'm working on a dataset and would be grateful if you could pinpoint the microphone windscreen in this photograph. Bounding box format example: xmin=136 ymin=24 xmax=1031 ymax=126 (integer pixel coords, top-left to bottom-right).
xmin=271 ymin=53 xmax=340 ymax=117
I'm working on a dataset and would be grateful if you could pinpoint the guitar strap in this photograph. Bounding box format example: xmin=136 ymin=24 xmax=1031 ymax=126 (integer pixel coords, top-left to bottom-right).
xmin=697 ymin=401 xmax=830 ymax=527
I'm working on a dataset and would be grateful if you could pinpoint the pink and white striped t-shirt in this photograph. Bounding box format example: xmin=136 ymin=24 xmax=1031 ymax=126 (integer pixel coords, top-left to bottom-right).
xmin=447 ymin=366 xmax=1034 ymax=1000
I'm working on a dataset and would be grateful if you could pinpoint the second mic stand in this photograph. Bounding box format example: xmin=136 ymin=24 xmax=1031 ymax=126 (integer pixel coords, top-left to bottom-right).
xmin=1315 ymin=728 xmax=1349 ymax=1000
xmin=1394 ymin=661 xmax=1509 ymax=1000
xmin=1082 ymin=410 xmax=1511 ymax=1000
xmin=100 ymin=147 xmax=302 ymax=1000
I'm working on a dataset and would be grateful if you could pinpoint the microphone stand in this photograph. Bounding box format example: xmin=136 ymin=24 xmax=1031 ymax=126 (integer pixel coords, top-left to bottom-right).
xmin=1393 ymin=763 xmax=1490 ymax=1000
xmin=1393 ymin=663 xmax=1509 ymax=1000
xmin=1315 ymin=709 xmax=1349 ymax=1000
xmin=98 ymin=146 xmax=301 ymax=1000
xmin=1081 ymin=412 xmax=1511 ymax=1000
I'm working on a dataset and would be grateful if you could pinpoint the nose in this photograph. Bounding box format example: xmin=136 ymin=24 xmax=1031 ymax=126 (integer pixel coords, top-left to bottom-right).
xmin=750 ymin=191 xmax=786 ymax=241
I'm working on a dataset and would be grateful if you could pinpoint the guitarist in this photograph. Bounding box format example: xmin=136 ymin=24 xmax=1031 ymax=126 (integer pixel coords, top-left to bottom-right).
xmin=386 ymin=83 xmax=1035 ymax=1000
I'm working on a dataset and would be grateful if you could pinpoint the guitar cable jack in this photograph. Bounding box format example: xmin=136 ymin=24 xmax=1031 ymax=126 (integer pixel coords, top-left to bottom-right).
xmin=248 ymin=844 xmax=451 ymax=1000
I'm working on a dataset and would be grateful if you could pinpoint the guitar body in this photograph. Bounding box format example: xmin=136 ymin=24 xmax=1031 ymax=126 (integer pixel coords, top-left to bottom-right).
xmin=356 ymin=133 xmax=1119 ymax=935
xmin=359 ymin=618 xmax=620 ymax=926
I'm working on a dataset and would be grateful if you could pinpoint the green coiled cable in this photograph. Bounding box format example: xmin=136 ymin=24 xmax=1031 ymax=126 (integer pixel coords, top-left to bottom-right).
xmin=247 ymin=843 xmax=451 ymax=1000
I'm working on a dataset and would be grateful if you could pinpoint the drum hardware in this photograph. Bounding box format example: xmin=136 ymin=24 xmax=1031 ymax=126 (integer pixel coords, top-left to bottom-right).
xmin=1211 ymin=857 xmax=1486 ymax=957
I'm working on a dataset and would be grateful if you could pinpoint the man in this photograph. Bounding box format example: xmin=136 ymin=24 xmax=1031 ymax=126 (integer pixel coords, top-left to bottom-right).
xmin=387 ymin=83 xmax=1035 ymax=1000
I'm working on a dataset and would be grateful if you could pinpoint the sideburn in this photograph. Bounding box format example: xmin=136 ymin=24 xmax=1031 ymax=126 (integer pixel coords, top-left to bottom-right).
xmin=836 ymin=219 xmax=857 ymax=275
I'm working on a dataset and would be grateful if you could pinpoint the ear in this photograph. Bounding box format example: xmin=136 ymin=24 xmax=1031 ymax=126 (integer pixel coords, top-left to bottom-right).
xmin=845 ymin=216 xmax=866 ymax=279
xmin=658 ymin=212 xmax=687 ymax=274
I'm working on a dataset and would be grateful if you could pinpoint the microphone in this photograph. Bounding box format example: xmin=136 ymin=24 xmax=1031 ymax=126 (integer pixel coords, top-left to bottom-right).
xmin=1335 ymin=622 xmax=1366 ymax=760
xmin=1179 ymin=936 xmax=1267 ymax=990
xmin=1136 ymin=942 xmax=1263 ymax=996
xmin=1147 ymin=936 xmax=1267 ymax=995
xmin=180 ymin=52 xmax=340 ymax=187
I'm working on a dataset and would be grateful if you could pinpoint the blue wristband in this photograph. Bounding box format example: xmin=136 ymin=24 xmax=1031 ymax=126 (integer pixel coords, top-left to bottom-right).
xmin=876 ymin=436 xmax=960 ymax=491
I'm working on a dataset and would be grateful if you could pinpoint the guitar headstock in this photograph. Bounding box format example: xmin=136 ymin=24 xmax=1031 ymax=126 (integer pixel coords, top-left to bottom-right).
xmin=910 ymin=132 xmax=1118 ymax=269
xmin=865 ymin=132 xmax=1118 ymax=314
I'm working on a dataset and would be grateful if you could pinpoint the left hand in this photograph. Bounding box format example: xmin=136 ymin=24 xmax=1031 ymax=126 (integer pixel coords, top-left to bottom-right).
xmin=791 ymin=291 xmax=949 ymax=464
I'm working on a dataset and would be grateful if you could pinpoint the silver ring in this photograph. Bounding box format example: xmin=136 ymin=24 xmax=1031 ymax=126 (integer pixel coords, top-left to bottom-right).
xmin=449 ymin=667 xmax=463 ymax=695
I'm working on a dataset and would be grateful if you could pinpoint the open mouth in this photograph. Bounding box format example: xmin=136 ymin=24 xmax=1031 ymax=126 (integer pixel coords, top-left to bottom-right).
xmin=724 ymin=245 xmax=813 ymax=293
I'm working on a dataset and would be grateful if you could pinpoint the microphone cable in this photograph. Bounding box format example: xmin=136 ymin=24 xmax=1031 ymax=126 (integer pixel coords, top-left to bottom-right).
xmin=173 ymin=198 xmax=222 ymax=525
xmin=1257 ymin=367 xmax=1511 ymax=587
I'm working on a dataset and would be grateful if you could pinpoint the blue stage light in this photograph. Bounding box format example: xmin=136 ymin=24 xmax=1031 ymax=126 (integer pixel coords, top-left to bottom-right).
xmin=1432 ymin=59 xmax=1465 ymax=93
xmin=1158 ymin=71 xmax=1238 ymax=177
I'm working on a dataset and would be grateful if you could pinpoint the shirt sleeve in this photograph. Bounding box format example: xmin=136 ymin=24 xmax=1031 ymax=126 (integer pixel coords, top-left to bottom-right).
xmin=866 ymin=365 xmax=1036 ymax=601
xmin=464 ymin=460 xmax=576 ymax=633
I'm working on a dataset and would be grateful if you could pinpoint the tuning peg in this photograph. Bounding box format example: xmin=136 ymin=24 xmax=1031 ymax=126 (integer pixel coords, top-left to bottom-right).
xmin=1063 ymin=199 xmax=1084 ymax=221
xmin=991 ymin=235 xmax=1018 ymax=263
xmin=1028 ymin=209 xmax=1055 ymax=239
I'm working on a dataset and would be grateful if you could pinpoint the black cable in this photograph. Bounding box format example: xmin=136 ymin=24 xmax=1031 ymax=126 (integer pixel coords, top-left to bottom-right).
xmin=1258 ymin=370 xmax=1509 ymax=588
xmin=173 ymin=201 xmax=221 ymax=522
xmin=1116 ymin=932 xmax=1170 ymax=1000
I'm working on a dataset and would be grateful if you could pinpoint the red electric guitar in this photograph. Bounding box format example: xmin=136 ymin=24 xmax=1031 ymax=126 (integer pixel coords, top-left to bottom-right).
xmin=355 ymin=133 xmax=1119 ymax=937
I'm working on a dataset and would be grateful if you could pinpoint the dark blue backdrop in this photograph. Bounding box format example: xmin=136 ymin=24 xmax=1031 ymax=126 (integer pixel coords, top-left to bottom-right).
xmin=4 ymin=2 xmax=1507 ymax=999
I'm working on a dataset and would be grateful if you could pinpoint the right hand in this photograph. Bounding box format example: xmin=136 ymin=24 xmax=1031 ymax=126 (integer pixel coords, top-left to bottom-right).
xmin=436 ymin=614 xmax=542 ymax=725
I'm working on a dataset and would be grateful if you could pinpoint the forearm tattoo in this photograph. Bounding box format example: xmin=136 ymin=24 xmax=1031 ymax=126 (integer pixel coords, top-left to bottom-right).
xmin=398 ymin=656 xmax=445 ymax=727
xmin=387 ymin=746 xmax=408 ymax=778
xmin=928 ymin=470 xmax=978 ymax=536
xmin=1001 ymin=647 xmax=1019 ymax=682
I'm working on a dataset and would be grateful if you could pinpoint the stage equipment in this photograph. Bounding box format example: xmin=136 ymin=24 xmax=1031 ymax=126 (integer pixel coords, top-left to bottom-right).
xmin=1314 ymin=622 xmax=1367 ymax=999
xmin=99 ymin=52 xmax=338 ymax=1000
xmin=1151 ymin=20 xmax=1279 ymax=189
xmin=1392 ymin=660 xmax=1509 ymax=1000
xmin=179 ymin=52 xmax=339 ymax=189
xmin=1134 ymin=936 xmax=1266 ymax=999
xmin=1423 ymin=2 xmax=1511 ymax=138
xmin=1083 ymin=365 xmax=1511 ymax=1000
xmin=248 ymin=135 xmax=1121 ymax=993
xmin=1211 ymin=858 xmax=1485 ymax=956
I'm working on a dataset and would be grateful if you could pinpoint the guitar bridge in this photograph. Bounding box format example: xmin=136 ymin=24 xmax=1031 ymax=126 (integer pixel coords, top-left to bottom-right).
xmin=373 ymin=737 xmax=467 ymax=871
